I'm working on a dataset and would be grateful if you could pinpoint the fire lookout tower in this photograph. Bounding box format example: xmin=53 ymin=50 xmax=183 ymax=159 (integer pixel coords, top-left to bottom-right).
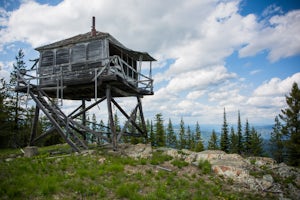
xmin=16 ymin=17 xmax=155 ymax=151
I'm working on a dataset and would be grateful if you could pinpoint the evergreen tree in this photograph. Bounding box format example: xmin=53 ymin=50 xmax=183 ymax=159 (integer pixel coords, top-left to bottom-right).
xmin=8 ymin=49 xmax=28 ymax=147
xmin=244 ymin=119 xmax=251 ymax=155
xmin=114 ymin=112 xmax=121 ymax=133
xmin=279 ymin=82 xmax=300 ymax=166
xmin=270 ymin=116 xmax=285 ymax=163
xmin=0 ymin=78 xmax=13 ymax=148
xmin=128 ymin=118 xmax=139 ymax=144
xmin=220 ymin=108 xmax=229 ymax=152
xmin=249 ymin=127 xmax=264 ymax=156
xmin=91 ymin=113 xmax=97 ymax=143
xmin=166 ymin=118 xmax=177 ymax=148
xmin=208 ymin=129 xmax=219 ymax=150
xmin=98 ymin=119 xmax=105 ymax=144
xmin=155 ymin=113 xmax=165 ymax=147
xmin=186 ymin=125 xmax=192 ymax=149
xmin=179 ymin=117 xmax=186 ymax=149
xmin=237 ymin=110 xmax=243 ymax=154
xmin=194 ymin=121 xmax=204 ymax=152
xmin=229 ymin=126 xmax=238 ymax=153
xmin=148 ymin=120 xmax=155 ymax=146
xmin=136 ymin=114 xmax=146 ymax=144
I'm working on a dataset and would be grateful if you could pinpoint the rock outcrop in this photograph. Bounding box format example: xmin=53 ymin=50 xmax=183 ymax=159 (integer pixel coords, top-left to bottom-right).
xmin=119 ymin=143 xmax=153 ymax=159
xmin=158 ymin=148 xmax=300 ymax=199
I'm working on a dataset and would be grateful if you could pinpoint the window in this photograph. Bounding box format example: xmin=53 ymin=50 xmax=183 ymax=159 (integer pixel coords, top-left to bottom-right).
xmin=56 ymin=48 xmax=69 ymax=65
xmin=71 ymin=44 xmax=86 ymax=63
xmin=41 ymin=50 xmax=54 ymax=67
xmin=87 ymin=40 xmax=102 ymax=60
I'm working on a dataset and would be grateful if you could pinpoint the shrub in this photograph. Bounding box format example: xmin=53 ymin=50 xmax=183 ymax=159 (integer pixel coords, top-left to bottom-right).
xmin=198 ymin=159 xmax=211 ymax=174
xmin=150 ymin=151 xmax=173 ymax=165
xmin=116 ymin=183 xmax=142 ymax=200
xmin=171 ymin=159 xmax=188 ymax=169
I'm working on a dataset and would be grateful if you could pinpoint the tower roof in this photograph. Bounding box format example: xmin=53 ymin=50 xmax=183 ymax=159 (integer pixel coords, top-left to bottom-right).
xmin=35 ymin=31 xmax=156 ymax=61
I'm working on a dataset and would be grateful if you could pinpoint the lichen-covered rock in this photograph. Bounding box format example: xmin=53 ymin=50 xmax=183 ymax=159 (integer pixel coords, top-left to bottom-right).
xmin=120 ymin=143 xmax=152 ymax=160
xmin=247 ymin=157 xmax=276 ymax=168
xmin=164 ymin=148 xmax=182 ymax=159
xmin=212 ymin=165 xmax=249 ymax=179
xmin=24 ymin=146 xmax=38 ymax=157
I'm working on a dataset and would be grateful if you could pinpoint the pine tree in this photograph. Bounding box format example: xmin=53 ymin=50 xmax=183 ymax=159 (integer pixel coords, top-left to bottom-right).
xmin=186 ymin=125 xmax=192 ymax=149
xmin=114 ymin=112 xmax=121 ymax=133
xmin=148 ymin=120 xmax=155 ymax=146
xmin=98 ymin=119 xmax=105 ymax=144
xmin=208 ymin=129 xmax=219 ymax=150
xmin=194 ymin=121 xmax=204 ymax=152
xmin=249 ymin=127 xmax=264 ymax=156
xmin=155 ymin=113 xmax=165 ymax=147
xmin=220 ymin=108 xmax=229 ymax=152
xmin=91 ymin=113 xmax=97 ymax=143
xmin=229 ymin=126 xmax=238 ymax=153
xmin=0 ymin=78 xmax=13 ymax=148
xmin=244 ymin=119 xmax=251 ymax=155
xmin=179 ymin=117 xmax=186 ymax=149
xmin=166 ymin=118 xmax=177 ymax=148
xmin=237 ymin=110 xmax=243 ymax=154
xmin=279 ymin=82 xmax=300 ymax=166
xmin=270 ymin=116 xmax=285 ymax=163
xmin=8 ymin=49 xmax=28 ymax=147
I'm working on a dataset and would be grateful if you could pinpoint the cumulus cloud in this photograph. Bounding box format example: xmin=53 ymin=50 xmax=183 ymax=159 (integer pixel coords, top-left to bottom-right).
xmin=253 ymin=73 xmax=300 ymax=96
xmin=0 ymin=0 xmax=299 ymax=125
xmin=165 ymin=65 xmax=237 ymax=93
xmin=239 ymin=10 xmax=300 ymax=62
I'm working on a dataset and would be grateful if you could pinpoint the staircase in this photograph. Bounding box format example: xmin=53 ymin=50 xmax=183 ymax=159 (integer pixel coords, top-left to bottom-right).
xmin=29 ymin=88 xmax=89 ymax=152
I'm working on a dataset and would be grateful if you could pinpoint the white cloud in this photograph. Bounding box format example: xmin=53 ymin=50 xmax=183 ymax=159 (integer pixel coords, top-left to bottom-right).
xmin=253 ymin=73 xmax=300 ymax=96
xmin=187 ymin=90 xmax=206 ymax=100
xmin=262 ymin=4 xmax=283 ymax=17
xmin=165 ymin=65 xmax=237 ymax=93
xmin=0 ymin=0 xmax=299 ymax=126
xmin=249 ymin=69 xmax=261 ymax=75
xmin=239 ymin=10 xmax=300 ymax=62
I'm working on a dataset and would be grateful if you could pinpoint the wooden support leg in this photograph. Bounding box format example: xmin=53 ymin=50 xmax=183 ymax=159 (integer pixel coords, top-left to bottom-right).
xmin=82 ymin=99 xmax=86 ymax=141
xmin=137 ymin=96 xmax=147 ymax=138
xmin=106 ymin=85 xmax=117 ymax=150
xmin=29 ymin=106 xmax=39 ymax=146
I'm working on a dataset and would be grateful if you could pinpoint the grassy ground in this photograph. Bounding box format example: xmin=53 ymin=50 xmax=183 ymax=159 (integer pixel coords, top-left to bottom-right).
xmin=0 ymin=145 xmax=275 ymax=200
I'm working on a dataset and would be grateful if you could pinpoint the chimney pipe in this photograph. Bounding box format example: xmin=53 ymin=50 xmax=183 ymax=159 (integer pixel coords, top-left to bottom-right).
xmin=91 ymin=16 xmax=96 ymax=36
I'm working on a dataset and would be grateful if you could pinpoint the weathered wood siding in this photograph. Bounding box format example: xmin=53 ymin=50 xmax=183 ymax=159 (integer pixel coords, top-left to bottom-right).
xmin=38 ymin=39 xmax=108 ymax=86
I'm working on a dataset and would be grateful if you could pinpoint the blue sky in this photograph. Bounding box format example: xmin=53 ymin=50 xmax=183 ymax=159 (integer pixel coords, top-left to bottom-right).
xmin=0 ymin=0 xmax=299 ymax=126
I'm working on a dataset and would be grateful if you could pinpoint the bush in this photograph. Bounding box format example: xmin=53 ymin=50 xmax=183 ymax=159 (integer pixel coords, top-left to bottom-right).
xmin=150 ymin=151 xmax=173 ymax=165
xmin=171 ymin=159 xmax=189 ymax=169
xmin=116 ymin=183 xmax=142 ymax=200
xmin=198 ymin=159 xmax=211 ymax=174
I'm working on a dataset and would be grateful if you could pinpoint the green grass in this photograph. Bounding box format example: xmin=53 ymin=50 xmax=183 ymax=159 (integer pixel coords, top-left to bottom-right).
xmin=150 ymin=151 xmax=173 ymax=165
xmin=0 ymin=146 xmax=275 ymax=200
xmin=171 ymin=159 xmax=189 ymax=169
xmin=198 ymin=159 xmax=212 ymax=174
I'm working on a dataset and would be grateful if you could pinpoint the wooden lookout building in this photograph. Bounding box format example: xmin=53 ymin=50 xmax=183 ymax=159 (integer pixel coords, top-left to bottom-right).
xmin=16 ymin=17 xmax=155 ymax=151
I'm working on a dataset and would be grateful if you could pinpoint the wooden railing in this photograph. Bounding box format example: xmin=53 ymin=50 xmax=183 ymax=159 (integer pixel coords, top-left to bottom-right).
xmin=22 ymin=55 xmax=153 ymax=96
xmin=94 ymin=55 xmax=153 ymax=93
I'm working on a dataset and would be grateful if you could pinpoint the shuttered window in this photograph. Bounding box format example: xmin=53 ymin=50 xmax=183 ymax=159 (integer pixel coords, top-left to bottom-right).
xmin=56 ymin=48 xmax=69 ymax=65
xmin=71 ymin=44 xmax=86 ymax=63
xmin=41 ymin=50 xmax=54 ymax=67
xmin=87 ymin=40 xmax=102 ymax=61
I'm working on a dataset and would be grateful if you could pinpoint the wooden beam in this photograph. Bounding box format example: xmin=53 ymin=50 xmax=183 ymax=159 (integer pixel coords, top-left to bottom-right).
xmin=117 ymin=105 xmax=138 ymax=142
xmin=137 ymin=96 xmax=147 ymax=138
xmin=106 ymin=85 xmax=117 ymax=150
xmin=111 ymin=98 xmax=144 ymax=134
xmin=71 ymin=96 xmax=106 ymax=119
xmin=29 ymin=105 xmax=39 ymax=146
xmin=82 ymin=100 xmax=86 ymax=140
